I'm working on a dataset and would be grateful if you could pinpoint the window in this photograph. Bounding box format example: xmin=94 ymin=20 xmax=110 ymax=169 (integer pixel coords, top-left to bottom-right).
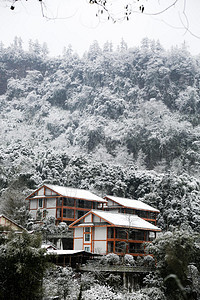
xmin=115 ymin=241 xmax=126 ymax=253
xmin=57 ymin=198 xmax=63 ymax=206
xmin=84 ymin=201 xmax=92 ymax=209
xmin=128 ymin=243 xmax=144 ymax=254
xmin=125 ymin=208 xmax=134 ymax=214
xmin=115 ymin=228 xmax=127 ymax=239
xmin=85 ymin=227 xmax=91 ymax=233
xmin=77 ymin=199 xmax=84 ymax=208
xmin=57 ymin=208 xmax=61 ymax=218
xmin=77 ymin=211 xmax=85 ymax=219
xmin=149 ymin=212 xmax=156 ymax=219
xmin=63 ymin=198 xmax=74 ymax=207
xmin=84 ymin=246 xmax=90 ymax=252
xmin=136 ymin=210 xmax=147 ymax=218
xmin=107 ymin=227 xmax=114 ymax=238
xmin=107 ymin=241 xmax=114 ymax=253
xmin=84 ymin=234 xmax=91 ymax=242
xmin=38 ymin=199 xmax=43 ymax=208
xmin=129 ymin=230 xmax=144 ymax=241
xmin=63 ymin=209 xmax=74 ymax=219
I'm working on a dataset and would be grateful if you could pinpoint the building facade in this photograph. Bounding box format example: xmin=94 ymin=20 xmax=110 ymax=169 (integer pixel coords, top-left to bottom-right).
xmin=26 ymin=184 xmax=107 ymax=225
xmin=104 ymin=195 xmax=159 ymax=225
xmin=69 ymin=210 xmax=161 ymax=256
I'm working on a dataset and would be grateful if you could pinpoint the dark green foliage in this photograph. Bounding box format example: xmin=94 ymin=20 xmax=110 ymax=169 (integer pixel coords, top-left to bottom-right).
xmin=146 ymin=230 xmax=200 ymax=300
xmin=0 ymin=232 xmax=48 ymax=300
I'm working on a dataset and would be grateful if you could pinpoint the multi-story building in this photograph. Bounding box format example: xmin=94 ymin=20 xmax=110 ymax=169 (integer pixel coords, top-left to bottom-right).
xmin=26 ymin=184 xmax=107 ymax=225
xmin=104 ymin=195 xmax=159 ymax=225
xmin=26 ymin=184 xmax=161 ymax=255
xmin=69 ymin=209 xmax=161 ymax=256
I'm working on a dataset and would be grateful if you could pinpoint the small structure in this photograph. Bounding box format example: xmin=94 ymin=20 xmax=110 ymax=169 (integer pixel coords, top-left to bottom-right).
xmin=26 ymin=184 xmax=107 ymax=225
xmin=0 ymin=214 xmax=26 ymax=233
xmin=41 ymin=243 xmax=57 ymax=251
xmin=46 ymin=249 xmax=101 ymax=268
xmin=69 ymin=210 xmax=161 ymax=256
xmin=104 ymin=196 xmax=159 ymax=225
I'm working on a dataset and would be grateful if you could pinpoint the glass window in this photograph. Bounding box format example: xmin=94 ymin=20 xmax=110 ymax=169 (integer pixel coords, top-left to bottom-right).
xmin=57 ymin=208 xmax=61 ymax=218
xmin=107 ymin=241 xmax=114 ymax=253
xmin=129 ymin=230 xmax=144 ymax=241
xmin=77 ymin=199 xmax=85 ymax=208
xmin=38 ymin=198 xmax=43 ymax=208
xmin=77 ymin=211 xmax=85 ymax=219
xmin=84 ymin=246 xmax=90 ymax=252
xmin=84 ymin=234 xmax=90 ymax=242
xmin=136 ymin=210 xmax=147 ymax=218
xmin=84 ymin=201 xmax=92 ymax=209
xmin=128 ymin=242 xmax=144 ymax=254
xmin=125 ymin=208 xmax=134 ymax=214
xmin=149 ymin=212 xmax=156 ymax=219
xmin=63 ymin=209 xmax=74 ymax=219
xmin=115 ymin=228 xmax=127 ymax=239
xmin=85 ymin=227 xmax=91 ymax=233
xmin=115 ymin=241 xmax=126 ymax=253
xmin=107 ymin=227 xmax=114 ymax=238
xmin=57 ymin=198 xmax=63 ymax=206
xmin=63 ymin=197 xmax=74 ymax=207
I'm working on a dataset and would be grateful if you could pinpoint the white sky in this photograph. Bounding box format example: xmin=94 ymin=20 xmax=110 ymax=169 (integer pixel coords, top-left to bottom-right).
xmin=0 ymin=0 xmax=200 ymax=57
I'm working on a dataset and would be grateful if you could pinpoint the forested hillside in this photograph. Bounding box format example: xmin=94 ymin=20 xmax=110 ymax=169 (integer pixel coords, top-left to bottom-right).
xmin=0 ymin=37 xmax=200 ymax=231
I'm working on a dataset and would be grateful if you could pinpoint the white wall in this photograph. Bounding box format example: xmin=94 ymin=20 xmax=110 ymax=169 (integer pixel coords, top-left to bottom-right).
xmin=93 ymin=215 xmax=100 ymax=222
xmin=107 ymin=199 xmax=115 ymax=206
xmin=94 ymin=227 xmax=106 ymax=240
xmin=85 ymin=214 xmax=92 ymax=223
xmin=38 ymin=188 xmax=44 ymax=196
xmin=74 ymin=238 xmax=83 ymax=250
xmin=94 ymin=241 xmax=106 ymax=254
xmin=47 ymin=198 xmax=56 ymax=208
xmin=45 ymin=188 xmax=52 ymax=196
xmin=75 ymin=227 xmax=83 ymax=238
xmin=30 ymin=199 xmax=37 ymax=209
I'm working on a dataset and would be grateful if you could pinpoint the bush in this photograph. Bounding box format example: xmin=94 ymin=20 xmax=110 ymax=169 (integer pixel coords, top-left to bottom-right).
xmin=124 ymin=254 xmax=135 ymax=266
xmin=82 ymin=284 xmax=123 ymax=300
xmin=105 ymin=253 xmax=120 ymax=265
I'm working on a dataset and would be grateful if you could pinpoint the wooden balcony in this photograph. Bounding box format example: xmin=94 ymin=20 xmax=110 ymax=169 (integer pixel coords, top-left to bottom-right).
xmin=79 ymin=264 xmax=154 ymax=274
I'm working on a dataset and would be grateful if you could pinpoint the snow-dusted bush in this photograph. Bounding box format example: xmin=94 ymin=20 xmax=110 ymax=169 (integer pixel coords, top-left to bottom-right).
xmin=143 ymin=255 xmax=155 ymax=267
xmin=82 ymin=284 xmax=123 ymax=300
xmin=123 ymin=291 xmax=150 ymax=300
xmin=136 ymin=256 xmax=144 ymax=266
xmin=43 ymin=266 xmax=79 ymax=300
xmin=81 ymin=272 xmax=97 ymax=290
xmin=124 ymin=254 xmax=135 ymax=265
xmin=106 ymin=273 xmax=121 ymax=287
xmin=124 ymin=289 xmax=166 ymax=300
xmin=105 ymin=253 xmax=120 ymax=265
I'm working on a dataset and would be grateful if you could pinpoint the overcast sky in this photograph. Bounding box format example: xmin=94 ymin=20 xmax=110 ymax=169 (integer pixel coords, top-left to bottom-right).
xmin=0 ymin=0 xmax=200 ymax=56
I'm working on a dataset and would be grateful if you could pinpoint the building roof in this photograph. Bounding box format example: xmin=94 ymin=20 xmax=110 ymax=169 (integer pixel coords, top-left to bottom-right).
xmin=105 ymin=195 xmax=159 ymax=213
xmin=70 ymin=210 xmax=161 ymax=232
xmin=46 ymin=249 xmax=101 ymax=256
xmin=27 ymin=184 xmax=107 ymax=203
xmin=0 ymin=214 xmax=26 ymax=232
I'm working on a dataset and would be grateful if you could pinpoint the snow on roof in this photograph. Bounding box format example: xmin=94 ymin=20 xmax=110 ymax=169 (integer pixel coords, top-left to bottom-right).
xmin=41 ymin=244 xmax=57 ymax=250
xmin=91 ymin=210 xmax=161 ymax=231
xmin=105 ymin=195 xmax=159 ymax=212
xmin=45 ymin=184 xmax=107 ymax=203
xmin=46 ymin=249 xmax=94 ymax=255
xmin=78 ymin=223 xmax=94 ymax=227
